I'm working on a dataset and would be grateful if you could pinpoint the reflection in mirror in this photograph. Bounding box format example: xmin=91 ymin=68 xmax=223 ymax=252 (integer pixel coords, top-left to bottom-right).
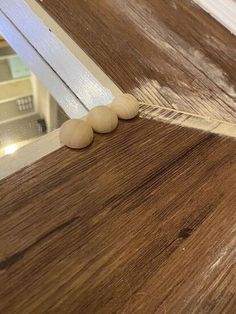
xmin=0 ymin=34 xmax=69 ymax=158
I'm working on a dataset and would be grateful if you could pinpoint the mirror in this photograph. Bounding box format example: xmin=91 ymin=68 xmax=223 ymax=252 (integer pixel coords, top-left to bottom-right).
xmin=0 ymin=35 xmax=69 ymax=158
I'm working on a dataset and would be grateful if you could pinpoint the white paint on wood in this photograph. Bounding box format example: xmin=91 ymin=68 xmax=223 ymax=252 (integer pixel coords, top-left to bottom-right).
xmin=194 ymin=0 xmax=236 ymax=36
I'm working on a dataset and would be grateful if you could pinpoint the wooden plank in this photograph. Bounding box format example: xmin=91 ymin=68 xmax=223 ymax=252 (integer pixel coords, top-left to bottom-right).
xmin=0 ymin=118 xmax=236 ymax=313
xmin=119 ymin=192 xmax=236 ymax=313
xmin=37 ymin=0 xmax=236 ymax=124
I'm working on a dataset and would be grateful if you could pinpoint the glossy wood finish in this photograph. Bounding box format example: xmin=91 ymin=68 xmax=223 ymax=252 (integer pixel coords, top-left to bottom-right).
xmin=1 ymin=0 xmax=236 ymax=312
xmin=1 ymin=118 xmax=236 ymax=313
xmin=38 ymin=0 xmax=236 ymax=126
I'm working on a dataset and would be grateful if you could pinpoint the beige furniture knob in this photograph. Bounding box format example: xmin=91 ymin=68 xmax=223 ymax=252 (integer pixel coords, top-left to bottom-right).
xmin=87 ymin=105 xmax=118 ymax=133
xmin=59 ymin=119 xmax=94 ymax=149
xmin=110 ymin=93 xmax=139 ymax=120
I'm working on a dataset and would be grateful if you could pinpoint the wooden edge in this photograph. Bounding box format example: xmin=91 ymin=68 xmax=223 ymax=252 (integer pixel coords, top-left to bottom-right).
xmin=194 ymin=0 xmax=236 ymax=36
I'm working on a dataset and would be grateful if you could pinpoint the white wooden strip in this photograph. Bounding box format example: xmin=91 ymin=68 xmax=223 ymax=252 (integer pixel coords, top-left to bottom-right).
xmin=0 ymin=10 xmax=87 ymax=119
xmin=194 ymin=0 xmax=236 ymax=36
xmin=0 ymin=129 xmax=62 ymax=180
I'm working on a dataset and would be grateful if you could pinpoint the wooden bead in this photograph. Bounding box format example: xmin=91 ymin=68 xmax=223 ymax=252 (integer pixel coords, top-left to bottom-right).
xmin=87 ymin=106 xmax=118 ymax=133
xmin=110 ymin=93 xmax=139 ymax=120
xmin=59 ymin=119 xmax=94 ymax=149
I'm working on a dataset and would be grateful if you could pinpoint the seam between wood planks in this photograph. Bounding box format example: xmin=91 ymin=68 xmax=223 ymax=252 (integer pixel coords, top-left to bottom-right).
xmin=140 ymin=103 xmax=236 ymax=138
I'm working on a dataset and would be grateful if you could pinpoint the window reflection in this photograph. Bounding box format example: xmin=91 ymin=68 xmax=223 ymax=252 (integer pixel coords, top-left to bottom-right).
xmin=0 ymin=35 xmax=69 ymax=158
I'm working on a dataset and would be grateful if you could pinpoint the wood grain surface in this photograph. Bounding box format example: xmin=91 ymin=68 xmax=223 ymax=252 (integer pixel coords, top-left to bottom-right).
xmin=1 ymin=0 xmax=236 ymax=313
xmin=37 ymin=0 xmax=236 ymax=127
xmin=1 ymin=118 xmax=236 ymax=313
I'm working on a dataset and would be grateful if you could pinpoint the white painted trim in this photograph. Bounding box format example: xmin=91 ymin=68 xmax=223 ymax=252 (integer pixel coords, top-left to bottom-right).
xmin=0 ymin=9 xmax=87 ymax=119
xmin=194 ymin=0 xmax=236 ymax=36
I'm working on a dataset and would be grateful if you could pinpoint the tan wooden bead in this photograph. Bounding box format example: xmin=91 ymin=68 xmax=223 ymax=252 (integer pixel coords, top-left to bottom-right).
xmin=59 ymin=119 xmax=94 ymax=149
xmin=110 ymin=93 xmax=139 ymax=120
xmin=87 ymin=105 xmax=118 ymax=133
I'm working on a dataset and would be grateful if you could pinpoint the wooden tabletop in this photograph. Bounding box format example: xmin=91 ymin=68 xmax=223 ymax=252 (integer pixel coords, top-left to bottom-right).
xmin=1 ymin=0 xmax=236 ymax=313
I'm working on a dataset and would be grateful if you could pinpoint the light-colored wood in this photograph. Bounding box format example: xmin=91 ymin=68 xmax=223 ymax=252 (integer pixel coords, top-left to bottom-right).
xmin=194 ymin=0 xmax=236 ymax=36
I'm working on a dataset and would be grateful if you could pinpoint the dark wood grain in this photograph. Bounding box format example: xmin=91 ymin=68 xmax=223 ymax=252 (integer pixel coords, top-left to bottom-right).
xmin=37 ymin=0 xmax=236 ymax=124
xmin=0 ymin=118 xmax=236 ymax=313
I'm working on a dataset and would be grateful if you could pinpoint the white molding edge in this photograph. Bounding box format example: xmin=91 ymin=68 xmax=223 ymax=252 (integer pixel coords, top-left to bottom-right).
xmin=194 ymin=0 xmax=236 ymax=36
